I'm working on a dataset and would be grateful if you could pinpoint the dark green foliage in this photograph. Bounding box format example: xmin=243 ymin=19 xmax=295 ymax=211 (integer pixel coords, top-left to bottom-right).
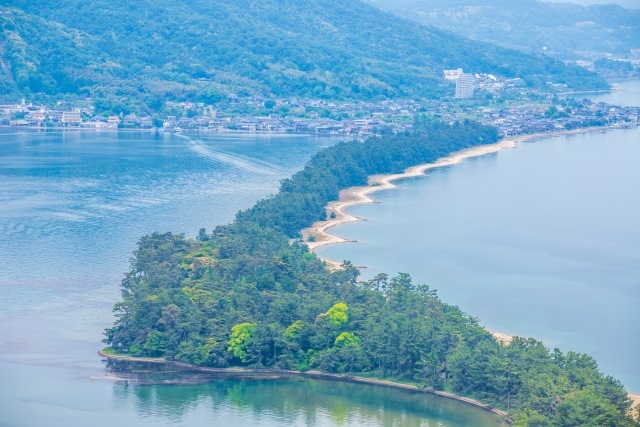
xmin=594 ymin=58 xmax=636 ymax=75
xmin=1 ymin=0 xmax=607 ymax=107
xmin=372 ymin=0 xmax=640 ymax=60
xmin=236 ymin=120 xmax=499 ymax=237
xmin=104 ymin=122 xmax=636 ymax=425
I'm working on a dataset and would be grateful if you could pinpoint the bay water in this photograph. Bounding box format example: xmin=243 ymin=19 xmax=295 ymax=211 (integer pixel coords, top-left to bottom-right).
xmin=0 ymin=130 xmax=498 ymax=426
xmin=317 ymin=80 xmax=640 ymax=393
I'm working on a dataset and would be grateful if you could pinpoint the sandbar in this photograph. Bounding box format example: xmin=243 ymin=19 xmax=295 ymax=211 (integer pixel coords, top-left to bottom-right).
xmin=301 ymin=135 xmax=526 ymax=257
xmin=302 ymin=127 xmax=620 ymax=263
xmin=301 ymin=125 xmax=639 ymax=402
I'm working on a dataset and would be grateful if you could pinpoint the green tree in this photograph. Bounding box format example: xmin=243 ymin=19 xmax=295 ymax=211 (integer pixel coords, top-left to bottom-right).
xmin=228 ymin=323 xmax=255 ymax=363
xmin=143 ymin=330 xmax=166 ymax=357
xmin=554 ymin=389 xmax=635 ymax=427
xmin=320 ymin=302 xmax=349 ymax=327
xmin=334 ymin=331 xmax=360 ymax=348
xmin=102 ymin=122 xmax=639 ymax=426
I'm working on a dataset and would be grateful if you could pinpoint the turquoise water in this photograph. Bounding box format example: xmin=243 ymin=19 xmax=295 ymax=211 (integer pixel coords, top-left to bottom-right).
xmin=317 ymin=118 xmax=640 ymax=392
xmin=0 ymin=130 xmax=498 ymax=426
xmin=0 ymin=362 xmax=498 ymax=427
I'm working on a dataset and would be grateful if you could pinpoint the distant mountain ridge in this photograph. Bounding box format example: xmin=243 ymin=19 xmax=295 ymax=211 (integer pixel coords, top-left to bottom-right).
xmin=366 ymin=0 xmax=640 ymax=59
xmin=0 ymin=0 xmax=607 ymax=112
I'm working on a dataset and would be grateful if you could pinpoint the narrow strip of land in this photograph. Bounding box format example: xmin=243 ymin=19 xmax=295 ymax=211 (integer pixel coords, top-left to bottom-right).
xmin=301 ymin=135 xmax=523 ymax=260
xmin=302 ymin=127 xmax=615 ymax=263
xmin=98 ymin=350 xmax=508 ymax=418
xmin=301 ymin=125 xmax=640 ymax=405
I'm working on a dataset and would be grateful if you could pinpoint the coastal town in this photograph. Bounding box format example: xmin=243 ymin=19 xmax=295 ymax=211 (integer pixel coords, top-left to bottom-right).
xmin=1 ymin=72 xmax=639 ymax=138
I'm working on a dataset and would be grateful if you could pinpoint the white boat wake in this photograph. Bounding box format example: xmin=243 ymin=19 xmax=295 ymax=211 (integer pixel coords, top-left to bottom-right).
xmin=176 ymin=134 xmax=280 ymax=175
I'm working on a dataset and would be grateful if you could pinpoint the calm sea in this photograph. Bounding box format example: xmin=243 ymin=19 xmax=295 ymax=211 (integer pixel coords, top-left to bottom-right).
xmin=0 ymin=130 xmax=497 ymax=426
xmin=317 ymin=79 xmax=640 ymax=393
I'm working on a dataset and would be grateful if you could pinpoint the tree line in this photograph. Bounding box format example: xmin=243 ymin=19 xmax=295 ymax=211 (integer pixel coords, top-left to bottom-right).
xmin=1 ymin=0 xmax=608 ymax=112
xmin=104 ymin=120 xmax=639 ymax=426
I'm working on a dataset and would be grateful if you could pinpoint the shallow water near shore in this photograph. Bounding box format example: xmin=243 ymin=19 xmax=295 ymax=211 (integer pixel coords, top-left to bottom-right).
xmin=317 ymin=125 xmax=640 ymax=393
xmin=0 ymin=130 xmax=499 ymax=426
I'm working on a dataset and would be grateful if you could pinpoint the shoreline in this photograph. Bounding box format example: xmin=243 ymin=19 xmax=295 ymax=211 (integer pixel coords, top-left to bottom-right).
xmin=300 ymin=133 xmax=527 ymax=344
xmin=301 ymin=126 xmax=621 ymax=263
xmin=94 ymin=124 xmax=639 ymax=419
xmin=632 ymin=393 xmax=640 ymax=410
xmin=301 ymin=124 xmax=640 ymax=400
xmin=301 ymin=134 xmax=526 ymax=263
xmin=0 ymin=125 xmax=321 ymax=136
xmin=98 ymin=350 xmax=509 ymax=418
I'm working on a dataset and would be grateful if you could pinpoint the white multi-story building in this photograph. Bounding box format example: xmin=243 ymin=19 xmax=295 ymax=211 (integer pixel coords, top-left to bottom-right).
xmin=455 ymin=73 xmax=475 ymax=99
xmin=61 ymin=110 xmax=82 ymax=124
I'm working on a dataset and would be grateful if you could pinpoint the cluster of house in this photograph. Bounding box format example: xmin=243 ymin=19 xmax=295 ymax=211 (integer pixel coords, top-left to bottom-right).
xmin=0 ymin=71 xmax=540 ymax=131
xmin=0 ymin=100 xmax=153 ymax=129
xmin=160 ymin=98 xmax=426 ymax=136
xmin=0 ymin=97 xmax=426 ymax=136
xmin=476 ymin=100 xmax=639 ymax=137
xmin=2 ymin=77 xmax=638 ymax=138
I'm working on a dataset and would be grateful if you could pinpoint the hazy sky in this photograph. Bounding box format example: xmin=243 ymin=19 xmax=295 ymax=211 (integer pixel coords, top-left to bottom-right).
xmin=545 ymin=0 xmax=639 ymax=7
xmin=381 ymin=0 xmax=640 ymax=9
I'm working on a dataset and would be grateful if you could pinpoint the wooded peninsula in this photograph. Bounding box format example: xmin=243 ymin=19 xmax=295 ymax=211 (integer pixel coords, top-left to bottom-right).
xmin=104 ymin=120 xmax=639 ymax=426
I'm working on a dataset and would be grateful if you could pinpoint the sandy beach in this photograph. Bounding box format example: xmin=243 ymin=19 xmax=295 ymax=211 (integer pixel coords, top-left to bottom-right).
xmin=302 ymin=127 xmax=618 ymax=262
xmin=301 ymin=135 xmax=527 ymax=259
xmin=301 ymin=125 xmax=640 ymax=404
xmin=631 ymin=393 xmax=640 ymax=410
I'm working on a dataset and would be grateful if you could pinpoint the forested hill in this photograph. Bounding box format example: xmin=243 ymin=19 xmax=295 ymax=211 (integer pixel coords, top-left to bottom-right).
xmin=1 ymin=0 xmax=606 ymax=111
xmin=105 ymin=120 xmax=639 ymax=426
xmin=367 ymin=0 xmax=640 ymax=60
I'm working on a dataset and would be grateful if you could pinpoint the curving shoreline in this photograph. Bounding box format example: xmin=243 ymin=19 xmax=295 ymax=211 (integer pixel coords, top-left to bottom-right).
xmin=301 ymin=127 xmax=628 ymax=261
xmin=98 ymin=350 xmax=509 ymax=418
xmin=301 ymin=125 xmax=640 ymax=402
xmin=301 ymin=135 xmax=526 ymax=264
xmin=302 ymin=126 xmax=627 ymax=264
xmin=95 ymin=125 xmax=639 ymax=421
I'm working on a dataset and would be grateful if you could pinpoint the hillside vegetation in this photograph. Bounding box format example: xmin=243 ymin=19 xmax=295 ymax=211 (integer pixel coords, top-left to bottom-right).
xmin=368 ymin=0 xmax=640 ymax=60
xmin=1 ymin=0 xmax=606 ymax=112
xmin=104 ymin=120 xmax=639 ymax=426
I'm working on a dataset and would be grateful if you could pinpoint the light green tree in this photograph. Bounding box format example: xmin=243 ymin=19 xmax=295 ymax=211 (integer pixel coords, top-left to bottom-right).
xmin=334 ymin=331 xmax=360 ymax=348
xmin=228 ymin=323 xmax=255 ymax=363
xmin=285 ymin=320 xmax=305 ymax=340
xmin=318 ymin=302 xmax=348 ymax=327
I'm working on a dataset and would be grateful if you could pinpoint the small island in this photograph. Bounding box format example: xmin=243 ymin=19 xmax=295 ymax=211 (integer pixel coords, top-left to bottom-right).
xmin=103 ymin=120 xmax=640 ymax=426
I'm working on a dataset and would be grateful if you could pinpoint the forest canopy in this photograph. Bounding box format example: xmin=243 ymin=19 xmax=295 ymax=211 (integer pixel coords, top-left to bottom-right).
xmin=104 ymin=120 xmax=638 ymax=426
xmin=1 ymin=0 xmax=607 ymax=110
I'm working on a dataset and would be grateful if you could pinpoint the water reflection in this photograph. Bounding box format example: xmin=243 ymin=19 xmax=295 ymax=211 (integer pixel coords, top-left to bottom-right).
xmin=0 ymin=126 xmax=500 ymax=426
xmin=105 ymin=361 xmax=500 ymax=427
